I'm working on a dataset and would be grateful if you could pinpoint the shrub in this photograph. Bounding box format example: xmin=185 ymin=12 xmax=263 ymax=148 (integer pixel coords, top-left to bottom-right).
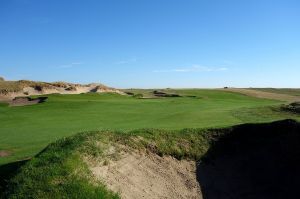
xmin=65 ymin=86 xmax=77 ymax=91
xmin=133 ymin=93 xmax=143 ymax=98
xmin=281 ymin=102 xmax=300 ymax=114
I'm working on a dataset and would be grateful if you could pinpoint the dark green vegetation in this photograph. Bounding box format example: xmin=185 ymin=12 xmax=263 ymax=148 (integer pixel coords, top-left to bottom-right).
xmin=3 ymin=120 xmax=300 ymax=199
xmin=250 ymin=88 xmax=300 ymax=96
xmin=1 ymin=90 xmax=299 ymax=166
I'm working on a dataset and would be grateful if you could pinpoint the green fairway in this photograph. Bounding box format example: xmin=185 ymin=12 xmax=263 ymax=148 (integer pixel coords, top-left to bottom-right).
xmin=0 ymin=89 xmax=298 ymax=165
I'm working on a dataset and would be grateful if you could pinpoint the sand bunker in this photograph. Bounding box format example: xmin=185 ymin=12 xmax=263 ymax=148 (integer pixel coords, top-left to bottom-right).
xmin=90 ymin=151 xmax=202 ymax=199
xmin=9 ymin=97 xmax=48 ymax=106
xmin=153 ymin=90 xmax=181 ymax=97
xmin=0 ymin=150 xmax=11 ymax=157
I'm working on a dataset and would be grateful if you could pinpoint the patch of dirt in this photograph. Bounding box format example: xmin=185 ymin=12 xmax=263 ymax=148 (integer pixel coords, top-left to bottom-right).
xmin=0 ymin=150 xmax=11 ymax=157
xmin=223 ymin=88 xmax=300 ymax=102
xmin=90 ymin=151 xmax=202 ymax=199
xmin=9 ymin=97 xmax=48 ymax=107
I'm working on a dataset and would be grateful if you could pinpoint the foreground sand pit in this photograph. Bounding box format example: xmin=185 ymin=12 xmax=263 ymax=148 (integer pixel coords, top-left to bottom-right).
xmin=90 ymin=151 xmax=202 ymax=199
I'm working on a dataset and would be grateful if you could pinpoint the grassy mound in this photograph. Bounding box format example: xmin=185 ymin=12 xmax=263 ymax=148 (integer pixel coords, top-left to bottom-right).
xmin=3 ymin=120 xmax=300 ymax=198
xmin=3 ymin=127 xmax=223 ymax=198
xmin=3 ymin=133 xmax=119 ymax=199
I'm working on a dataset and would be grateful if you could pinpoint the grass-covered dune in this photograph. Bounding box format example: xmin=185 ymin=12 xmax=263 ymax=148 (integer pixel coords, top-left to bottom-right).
xmin=1 ymin=90 xmax=299 ymax=166
xmin=2 ymin=119 xmax=300 ymax=199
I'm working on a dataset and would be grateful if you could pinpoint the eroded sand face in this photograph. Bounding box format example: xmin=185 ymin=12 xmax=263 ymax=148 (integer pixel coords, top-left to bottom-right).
xmin=90 ymin=151 xmax=202 ymax=199
xmin=0 ymin=85 xmax=125 ymax=103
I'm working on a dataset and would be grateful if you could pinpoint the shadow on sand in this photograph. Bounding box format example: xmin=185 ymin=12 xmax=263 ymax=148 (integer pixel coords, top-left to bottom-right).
xmin=197 ymin=119 xmax=300 ymax=199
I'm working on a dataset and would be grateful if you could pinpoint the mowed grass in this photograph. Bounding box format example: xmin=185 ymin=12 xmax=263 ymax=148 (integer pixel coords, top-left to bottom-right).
xmin=0 ymin=89 xmax=298 ymax=165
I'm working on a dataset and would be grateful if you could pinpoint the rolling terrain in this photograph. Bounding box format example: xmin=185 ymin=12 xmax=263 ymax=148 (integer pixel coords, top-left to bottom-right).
xmin=1 ymin=89 xmax=298 ymax=166
xmin=1 ymin=82 xmax=300 ymax=198
xmin=3 ymin=120 xmax=300 ymax=198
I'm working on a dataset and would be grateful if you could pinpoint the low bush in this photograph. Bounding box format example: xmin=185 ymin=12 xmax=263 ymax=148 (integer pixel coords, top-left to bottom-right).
xmin=133 ymin=93 xmax=143 ymax=98
xmin=281 ymin=102 xmax=300 ymax=114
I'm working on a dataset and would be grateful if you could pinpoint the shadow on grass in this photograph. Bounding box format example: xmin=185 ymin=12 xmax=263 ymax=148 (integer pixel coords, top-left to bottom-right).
xmin=0 ymin=160 xmax=29 ymax=198
xmin=197 ymin=119 xmax=300 ymax=199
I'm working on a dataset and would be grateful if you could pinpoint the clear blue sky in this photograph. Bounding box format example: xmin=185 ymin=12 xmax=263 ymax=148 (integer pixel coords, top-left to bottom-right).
xmin=0 ymin=0 xmax=299 ymax=88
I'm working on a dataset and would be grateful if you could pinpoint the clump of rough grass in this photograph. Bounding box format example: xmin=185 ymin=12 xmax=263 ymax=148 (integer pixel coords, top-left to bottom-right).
xmin=121 ymin=128 xmax=227 ymax=160
xmin=0 ymin=81 xmax=23 ymax=94
xmin=51 ymin=81 xmax=70 ymax=88
xmin=65 ymin=85 xmax=77 ymax=91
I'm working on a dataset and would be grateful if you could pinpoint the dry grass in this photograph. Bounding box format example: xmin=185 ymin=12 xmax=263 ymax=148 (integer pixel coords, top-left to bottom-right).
xmin=0 ymin=81 xmax=23 ymax=94
xmin=223 ymin=88 xmax=300 ymax=103
xmin=0 ymin=80 xmax=84 ymax=95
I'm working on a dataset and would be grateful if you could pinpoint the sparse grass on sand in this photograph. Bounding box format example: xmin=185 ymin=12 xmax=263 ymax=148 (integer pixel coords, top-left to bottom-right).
xmin=0 ymin=80 xmax=59 ymax=95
